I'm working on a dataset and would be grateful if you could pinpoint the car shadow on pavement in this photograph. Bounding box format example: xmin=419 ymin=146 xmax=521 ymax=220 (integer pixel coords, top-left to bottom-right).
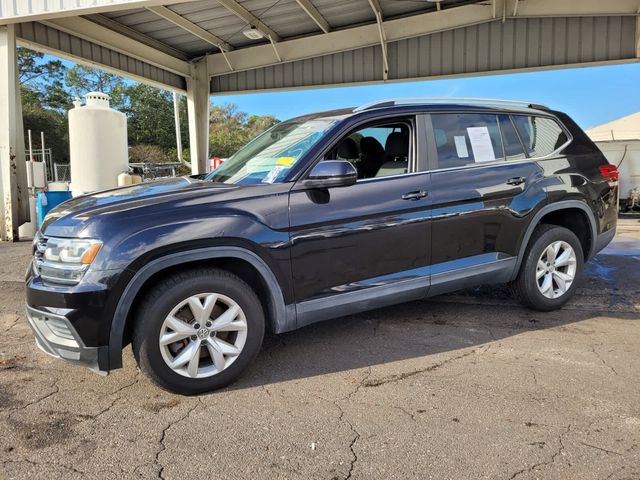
xmin=229 ymin=284 xmax=638 ymax=392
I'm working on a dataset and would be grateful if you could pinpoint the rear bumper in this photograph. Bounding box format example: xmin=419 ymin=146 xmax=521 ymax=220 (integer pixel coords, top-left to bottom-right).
xmin=594 ymin=227 xmax=616 ymax=256
xmin=25 ymin=306 xmax=107 ymax=375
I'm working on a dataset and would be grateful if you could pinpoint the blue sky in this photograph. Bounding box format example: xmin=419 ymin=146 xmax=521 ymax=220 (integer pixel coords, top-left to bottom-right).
xmin=214 ymin=63 xmax=640 ymax=129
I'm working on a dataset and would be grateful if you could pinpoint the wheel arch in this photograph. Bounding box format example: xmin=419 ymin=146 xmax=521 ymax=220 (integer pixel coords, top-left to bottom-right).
xmin=511 ymin=200 xmax=597 ymax=281
xmin=108 ymin=247 xmax=294 ymax=371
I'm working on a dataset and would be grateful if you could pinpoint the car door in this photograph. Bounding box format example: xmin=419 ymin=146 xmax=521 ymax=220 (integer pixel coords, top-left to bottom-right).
xmin=425 ymin=111 xmax=547 ymax=295
xmin=288 ymin=115 xmax=432 ymax=326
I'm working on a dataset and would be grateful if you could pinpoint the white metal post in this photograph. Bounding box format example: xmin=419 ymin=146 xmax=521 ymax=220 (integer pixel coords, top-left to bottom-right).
xmin=0 ymin=24 xmax=29 ymax=241
xmin=173 ymin=91 xmax=184 ymax=164
xmin=186 ymin=57 xmax=210 ymax=175
xmin=28 ymin=129 xmax=34 ymax=161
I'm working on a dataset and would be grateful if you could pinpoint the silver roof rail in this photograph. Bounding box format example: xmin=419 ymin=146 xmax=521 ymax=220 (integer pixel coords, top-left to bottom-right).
xmin=353 ymin=97 xmax=550 ymax=112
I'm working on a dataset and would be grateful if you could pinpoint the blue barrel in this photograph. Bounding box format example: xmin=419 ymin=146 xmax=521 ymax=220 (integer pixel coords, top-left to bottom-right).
xmin=36 ymin=191 xmax=73 ymax=227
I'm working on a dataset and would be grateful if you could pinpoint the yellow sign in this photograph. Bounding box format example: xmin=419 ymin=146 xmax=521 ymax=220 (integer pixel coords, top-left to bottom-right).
xmin=276 ymin=157 xmax=295 ymax=166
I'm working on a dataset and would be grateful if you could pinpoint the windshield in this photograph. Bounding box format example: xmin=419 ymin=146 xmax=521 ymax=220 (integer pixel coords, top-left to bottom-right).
xmin=206 ymin=118 xmax=337 ymax=185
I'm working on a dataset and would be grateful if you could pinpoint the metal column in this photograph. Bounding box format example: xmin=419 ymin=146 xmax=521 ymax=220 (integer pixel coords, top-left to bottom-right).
xmin=0 ymin=25 xmax=29 ymax=241
xmin=186 ymin=57 xmax=210 ymax=175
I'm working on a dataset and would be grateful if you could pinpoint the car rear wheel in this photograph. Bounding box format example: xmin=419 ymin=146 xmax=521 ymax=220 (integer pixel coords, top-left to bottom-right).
xmin=511 ymin=224 xmax=584 ymax=311
xmin=132 ymin=268 xmax=265 ymax=395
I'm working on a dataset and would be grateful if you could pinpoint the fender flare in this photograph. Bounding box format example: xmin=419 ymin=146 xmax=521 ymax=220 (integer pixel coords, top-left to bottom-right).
xmin=511 ymin=200 xmax=597 ymax=280
xmin=107 ymin=246 xmax=291 ymax=370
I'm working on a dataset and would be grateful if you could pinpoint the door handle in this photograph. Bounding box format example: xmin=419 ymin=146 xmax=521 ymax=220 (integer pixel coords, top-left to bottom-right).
xmin=402 ymin=190 xmax=429 ymax=201
xmin=506 ymin=176 xmax=526 ymax=186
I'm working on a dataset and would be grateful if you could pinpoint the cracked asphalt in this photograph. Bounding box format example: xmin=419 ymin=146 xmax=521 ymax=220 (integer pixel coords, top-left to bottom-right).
xmin=1 ymin=219 xmax=640 ymax=480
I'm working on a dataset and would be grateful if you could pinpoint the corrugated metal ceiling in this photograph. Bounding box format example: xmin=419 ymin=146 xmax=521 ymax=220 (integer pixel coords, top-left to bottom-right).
xmin=98 ymin=0 xmax=484 ymax=58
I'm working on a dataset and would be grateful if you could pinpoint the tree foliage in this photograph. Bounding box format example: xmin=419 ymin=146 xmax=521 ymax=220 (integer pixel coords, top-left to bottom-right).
xmin=209 ymin=104 xmax=279 ymax=158
xmin=125 ymin=84 xmax=188 ymax=152
xmin=65 ymin=65 xmax=128 ymax=109
xmin=18 ymin=48 xmax=70 ymax=162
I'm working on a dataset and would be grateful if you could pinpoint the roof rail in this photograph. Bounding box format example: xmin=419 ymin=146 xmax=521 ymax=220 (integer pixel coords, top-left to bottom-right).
xmin=353 ymin=97 xmax=550 ymax=112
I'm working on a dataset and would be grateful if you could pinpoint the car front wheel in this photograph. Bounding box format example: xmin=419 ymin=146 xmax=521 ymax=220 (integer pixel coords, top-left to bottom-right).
xmin=132 ymin=268 xmax=265 ymax=395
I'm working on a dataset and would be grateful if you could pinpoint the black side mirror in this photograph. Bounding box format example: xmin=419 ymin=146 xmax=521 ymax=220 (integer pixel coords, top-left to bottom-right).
xmin=302 ymin=160 xmax=357 ymax=189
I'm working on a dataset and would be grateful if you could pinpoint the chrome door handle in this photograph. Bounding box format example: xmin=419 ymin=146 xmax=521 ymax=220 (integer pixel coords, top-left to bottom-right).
xmin=402 ymin=190 xmax=429 ymax=201
xmin=506 ymin=177 xmax=526 ymax=186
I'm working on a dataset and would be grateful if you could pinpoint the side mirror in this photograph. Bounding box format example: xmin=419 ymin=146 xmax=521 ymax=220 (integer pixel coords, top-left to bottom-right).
xmin=302 ymin=160 xmax=357 ymax=189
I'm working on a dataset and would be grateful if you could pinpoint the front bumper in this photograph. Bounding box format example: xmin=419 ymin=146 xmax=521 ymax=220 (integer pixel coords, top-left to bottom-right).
xmin=25 ymin=306 xmax=107 ymax=375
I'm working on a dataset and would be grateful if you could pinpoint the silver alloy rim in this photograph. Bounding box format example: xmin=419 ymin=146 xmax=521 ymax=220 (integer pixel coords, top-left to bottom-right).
xmin=159 ymin=293 xmax=248 ymax=379
xmin=536 ymin=240 xmax=577 ymax=299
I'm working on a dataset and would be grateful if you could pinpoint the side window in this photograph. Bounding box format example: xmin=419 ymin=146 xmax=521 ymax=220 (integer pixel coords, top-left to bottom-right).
xmin=512 ymin=115 xmax=568 ymax=158
xmin=498 ymin=115 xmax=527 ymax=161
xmin=431 ymin=113 xmax=504 ymax=169
xmin=328 ymin=120 xmax=412 ymax=180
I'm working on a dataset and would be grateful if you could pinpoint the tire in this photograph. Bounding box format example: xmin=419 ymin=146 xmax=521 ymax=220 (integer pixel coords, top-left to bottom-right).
xmin=132 ymin=268 xmax=265 ymax=395
xmin=511 ymin=224 xmax=584 ymax=311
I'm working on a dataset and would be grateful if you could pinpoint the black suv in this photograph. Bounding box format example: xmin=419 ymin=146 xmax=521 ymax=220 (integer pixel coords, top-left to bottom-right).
xmin=26 ymin=99 xmax=619 ymax=394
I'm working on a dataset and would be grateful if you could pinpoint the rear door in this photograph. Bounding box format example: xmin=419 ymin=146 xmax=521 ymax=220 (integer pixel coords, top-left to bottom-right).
xmin=288 ymin=115 xmax=432 ymax=324
xmin=426 ymin=111 xmax=546 ymax=294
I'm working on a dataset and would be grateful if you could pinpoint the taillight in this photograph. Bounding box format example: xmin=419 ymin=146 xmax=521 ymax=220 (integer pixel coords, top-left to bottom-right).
xmin=599 ymin=164 xmax=619 ymax=183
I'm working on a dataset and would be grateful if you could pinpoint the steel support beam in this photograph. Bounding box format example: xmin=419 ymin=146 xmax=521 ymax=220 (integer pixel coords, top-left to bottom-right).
xmin=146 ymin=6 xmax=233 ymax=52
xmin=294 ymin=0 xmax=331 ymax=33
xmin=43 ymin=16 xmax=191 ymax=77
xmin=0 ymin=25 xmax=29 ymax=241
xmin=368 ymin=0 xmax=389 ymax=80
xmin=85 ymin=13 xmax=189 ymax=60
xmin=207 ymin=3 xmax=494 ymax=75
xmin=511 ymin=0 xmax=640 ymax=17
xmin=636 ymin=8 xmax=640 ymax=58
xmin=186 ymin=58 xmax=210 ymax=175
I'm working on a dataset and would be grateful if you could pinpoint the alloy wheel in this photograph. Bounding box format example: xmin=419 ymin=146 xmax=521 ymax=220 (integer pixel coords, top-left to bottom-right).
xmin=535 ymin=240 xmax=577 ymax=299
xmin=159 ymin=293 xmax=248 ymax=378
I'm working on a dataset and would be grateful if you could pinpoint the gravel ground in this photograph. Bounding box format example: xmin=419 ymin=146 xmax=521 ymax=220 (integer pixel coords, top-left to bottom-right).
xmin=1 ymin=219 xmax=639 ymax=480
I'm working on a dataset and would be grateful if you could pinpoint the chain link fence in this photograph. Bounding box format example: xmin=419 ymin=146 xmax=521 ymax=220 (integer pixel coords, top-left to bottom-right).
xmin=53 ymin=163 xmax=70 ymax=182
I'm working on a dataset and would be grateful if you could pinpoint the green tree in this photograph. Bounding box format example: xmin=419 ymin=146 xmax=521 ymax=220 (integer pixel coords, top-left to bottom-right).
xmin=17 ymin=48 xmax=66 ymax=86
xmin=21 ymin=100 xmax=69 ymax=164
xmin=17 ymin=48 xmax=71 ymax=162
xmin=66 ymin=65 xmax=127 ymax=109
xmin=209 ymin=104 xmax=279 ymax=158
xmin=125 ymin=84 xmax=188 ymax=153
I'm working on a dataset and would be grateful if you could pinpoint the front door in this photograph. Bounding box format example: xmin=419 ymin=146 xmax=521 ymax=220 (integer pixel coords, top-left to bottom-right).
xmin=288 ymin=115 xmax=432 ymax=326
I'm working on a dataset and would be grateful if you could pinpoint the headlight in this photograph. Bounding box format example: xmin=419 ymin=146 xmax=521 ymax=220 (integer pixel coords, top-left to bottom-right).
xmin=37 ymin=238 xmax=102 ymax=285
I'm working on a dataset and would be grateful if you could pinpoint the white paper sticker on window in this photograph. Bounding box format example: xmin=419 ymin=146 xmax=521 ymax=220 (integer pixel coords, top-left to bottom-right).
xmin=454 ymin=136 xmax=469 ymax=158
xmin=467 ymin=126 xmax=496 ymax=162
xmin=262 ymin=165 xmax=285 ymax=184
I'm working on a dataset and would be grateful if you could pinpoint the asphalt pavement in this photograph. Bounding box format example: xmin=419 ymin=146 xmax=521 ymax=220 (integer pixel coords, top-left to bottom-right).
xmin=1 ymin=219 xmax=639 ymax=479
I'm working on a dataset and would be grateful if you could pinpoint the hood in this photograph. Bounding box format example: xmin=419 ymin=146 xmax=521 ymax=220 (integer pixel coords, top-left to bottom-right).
xmin=41 ymin=177 xmax=239 ymax=236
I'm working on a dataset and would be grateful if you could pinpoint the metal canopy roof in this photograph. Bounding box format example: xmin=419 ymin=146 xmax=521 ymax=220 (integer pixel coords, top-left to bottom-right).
xmin=2 ymin=0 xmax=639 ymax=94
xmin=22 ymin=0 xmax=481 ymax=58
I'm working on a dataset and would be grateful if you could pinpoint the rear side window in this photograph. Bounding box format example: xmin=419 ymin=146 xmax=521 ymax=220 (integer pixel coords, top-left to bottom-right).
xmin=431 ymin=113 xmax=503 ymax=169
xmin=512 ymin=115 xmax=568 ymax=158
xmin=499 ymin=115 xmax=527 ymax=161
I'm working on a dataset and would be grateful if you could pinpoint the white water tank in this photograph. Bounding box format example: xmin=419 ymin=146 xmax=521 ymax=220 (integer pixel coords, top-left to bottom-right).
xmin=68 ymin=92 xmax=128 ymax=196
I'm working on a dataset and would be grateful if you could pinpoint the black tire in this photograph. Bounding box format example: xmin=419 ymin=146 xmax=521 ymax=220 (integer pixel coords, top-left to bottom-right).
xmin=511 ymin=224 xmax=584 ymax=311
xmin=132 ymin=268 xmax=265 ymax=395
